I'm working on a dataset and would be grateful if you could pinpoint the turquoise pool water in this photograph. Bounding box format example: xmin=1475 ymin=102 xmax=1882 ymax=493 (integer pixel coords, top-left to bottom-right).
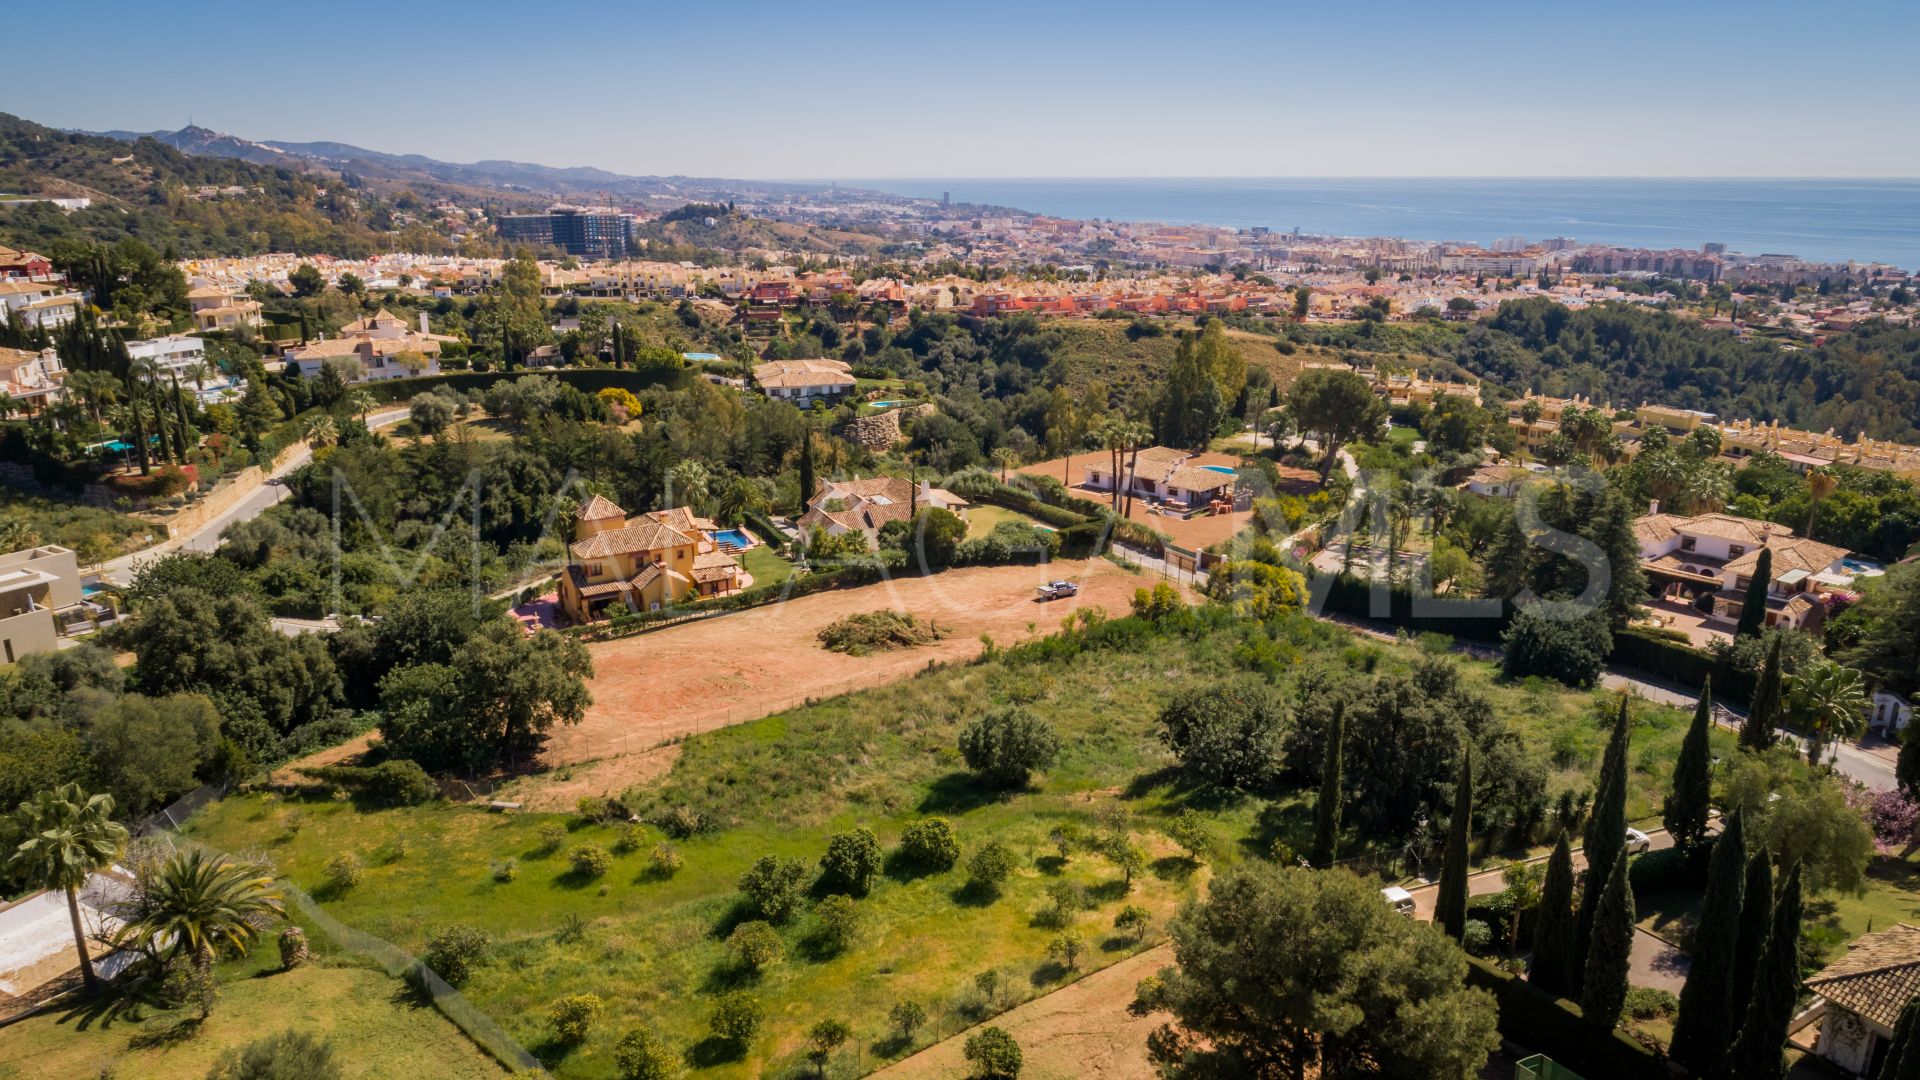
xmin=682 ymin=352 xmax=721 ymax=362
xmin=1201 ymin=465 xmax=1237 ymax=475
xmin=870 ymin=400 xmax=906 ymax=408
xmin=711 ymin=529 xmax=753 ymax=548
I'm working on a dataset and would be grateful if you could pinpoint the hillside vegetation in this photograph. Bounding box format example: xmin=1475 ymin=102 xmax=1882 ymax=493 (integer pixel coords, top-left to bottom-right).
xmin=0 ymin=112 xmax=461 ymax=257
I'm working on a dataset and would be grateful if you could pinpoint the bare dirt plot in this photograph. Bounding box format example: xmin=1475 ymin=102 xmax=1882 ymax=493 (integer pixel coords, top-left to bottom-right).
xmin=548 ymin=557 xmax=1148 ymax=764
xmin=874 ymin=943 xmax=1172 ymax=1080
xmin=1018 ymin=453 xmax=1256 ymax=550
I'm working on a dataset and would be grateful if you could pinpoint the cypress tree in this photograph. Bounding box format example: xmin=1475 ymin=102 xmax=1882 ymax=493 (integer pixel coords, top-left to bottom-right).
xmin=1664 ymin=676 xmax=1715 ymax=854
xmin=1530 ymin=831 xmax=1579 ymax=997
xmin=1721 ymin=863 xmax=1803 ymax=1080
xmin=1731 ymin=851 xmax=1775 ymax=998
xmin=1311 ymin=703 xmax=1345 ymax=869
xmin=1734 ymin=548 xmax=1772 ymax=639
xmin=1576 ymin=695 xmax=1631 ymax=990
xmin=1671 ymin=813 xmax=1748 ymax=1072
xmin=1878 ymin=996 xmax=1920 ymax=1080
xmin=798 ymin=429 xmax=816 ymax=509
xmin=1741 ymin=635 xmax=1784 ymax=751
xmin=1579 ymin=847 xmax=1636 ymax=1030
xmin=1435 ymin=744 xmax=1472 ymax=941
xmin=1898 ymin=725 xmax=1920 ymax=801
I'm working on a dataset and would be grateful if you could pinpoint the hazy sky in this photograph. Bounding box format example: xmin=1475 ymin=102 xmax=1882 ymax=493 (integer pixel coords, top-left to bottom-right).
xmin=13 ymin=0 xmax=1919 ymax=179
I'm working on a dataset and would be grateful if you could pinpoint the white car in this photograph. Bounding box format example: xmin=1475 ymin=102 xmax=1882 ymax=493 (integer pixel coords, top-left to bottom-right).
xmin=1624 ymin=827 xmax=1652 ymax=855
xmin=1380 ymin=886 xmax=1416 ymax=918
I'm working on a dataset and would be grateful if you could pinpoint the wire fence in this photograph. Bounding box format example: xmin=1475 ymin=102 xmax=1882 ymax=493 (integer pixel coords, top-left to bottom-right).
xmin=137 ymin=789 xmax=547 ymax=1076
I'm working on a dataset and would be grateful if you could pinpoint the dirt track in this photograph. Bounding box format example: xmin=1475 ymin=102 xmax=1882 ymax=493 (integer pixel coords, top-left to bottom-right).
xmin=512 ymin=558 xmax=1154 ymax=805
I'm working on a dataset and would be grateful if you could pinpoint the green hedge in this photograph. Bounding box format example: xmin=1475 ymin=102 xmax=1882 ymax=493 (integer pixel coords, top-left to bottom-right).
xmin=1609 ymin=628 xmax=1755 ymax=707
xmin=1307 ymin=571 xmax=1512 ymax=645
xmin=1462 ymin=956 xmax=1672 ymax=1080
xmin=357 ymin=366 xmax=690 ymax=406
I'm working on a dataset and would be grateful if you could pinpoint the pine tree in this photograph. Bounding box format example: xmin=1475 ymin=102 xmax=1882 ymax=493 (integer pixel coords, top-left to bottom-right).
xmin=1529 ymin=832 xmax=1579 ymax=997
xmin=1731 ymin=851 xmax=1775 ymax=997
xmin=1575 ymin=695 xmax=1631 ymax=991
xmin=1310 ymin=703 xmax=1344 ymax=870
xmin=1734 ymin=548 xmax=1773 ymax=639
xmin=1664 ymin=676 xmax=1715 ymax=854
xmin=1741 ymin=635 xmax=1784 ymax=751
xmin=1878 ymin=995 xmax=1920 ymax=1080
xmin=1671 ymin=813 xmax=1748 ymax=1072
xmin=1580 ymin=848 xmax=1636 ymax=1030
xmin=1721 ymin=864 xmax=1803 ymax=1080
xmin=1435 ymin=745 xmax=1472 ymax=941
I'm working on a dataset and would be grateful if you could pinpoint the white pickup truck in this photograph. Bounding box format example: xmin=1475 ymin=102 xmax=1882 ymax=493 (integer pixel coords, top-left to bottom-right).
xmin=1035 ymin=580 xmax=1079 ymax=601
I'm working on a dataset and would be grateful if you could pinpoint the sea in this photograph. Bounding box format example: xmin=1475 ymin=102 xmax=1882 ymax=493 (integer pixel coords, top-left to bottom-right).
xmin=842 ymin=178 xmax=1920 ymax=270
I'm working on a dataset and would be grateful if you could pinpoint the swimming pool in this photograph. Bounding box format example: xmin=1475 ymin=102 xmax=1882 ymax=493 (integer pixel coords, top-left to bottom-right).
xmin=1200 ymin=465 xmax=1238 ymax=475
xmin=870 ymin=400 xmax=907 ymax=408
xmin=711 ymin=529 xmax=753 ymax=549
xmin=1841 ymin=556 xmax=1885 ymax=576
xmin=682 ymin=352 xmax=721 ymax=362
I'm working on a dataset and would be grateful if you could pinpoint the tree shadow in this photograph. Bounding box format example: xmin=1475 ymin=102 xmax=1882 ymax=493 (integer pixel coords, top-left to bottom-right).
xmin=1029 ymin=960 xmax=1070 ymax=987
xmin=1088 ymin=879 xmax=1132 ymax=904
xmin=1121 ymin=766 xmax=1183 ymax=800
xmin=949 ymin=880 xmax=1000 ymax=908
xmin=1034 ymin=854 xmax=1067 ymax=876
xmin=1100 ymin=934 xmax=1138 ymax=953
xmin=794 ymin=931 xmax=848 ymax=965
xmin=1151 ymin=855 xmax=1199 ymax=883
xmin=709 ymin=899 xmax=759 ymax=940
xmin=870 ymin=1032 xmax=915 ymax=1059
xmin=699 ymin=961 xmax=760 ymax=995
xmin=882 ymin=852 xmax=947 ymax=884
xmin=549 ymin=868 xmax=602 ymax=891
xmin=527 ymin=1034 xmax=583 ymax=1063
xmin=916 ymin=772 xmax=1008 ymax=815
xmin=689 ymin=1036 xmax=749 ymax=1068
xmin=127 ymin=1014 xmax=205 ymax=1049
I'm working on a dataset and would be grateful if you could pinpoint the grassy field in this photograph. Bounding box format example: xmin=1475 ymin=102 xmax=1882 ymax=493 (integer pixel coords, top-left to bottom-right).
xmin=1043 ymin=319 xmax=1302 ymax=412
xmin=0 ymin=949 xmax=505 ymax=1080
xmin=177 ymin=614 xmax=1710 ymax=1078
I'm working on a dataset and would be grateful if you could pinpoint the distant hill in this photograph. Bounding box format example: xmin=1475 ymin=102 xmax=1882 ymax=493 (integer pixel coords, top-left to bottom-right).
xmin=87 ymin=124 xmax=836 ymax=208
xmin=0 ymin=112 xmax=469 ymax=258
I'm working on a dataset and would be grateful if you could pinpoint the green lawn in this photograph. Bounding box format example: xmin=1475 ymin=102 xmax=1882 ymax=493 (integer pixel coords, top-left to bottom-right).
xmin=964 ymin=504 xmax=1052 ymax=540
xmin=176 ymin=615 xmax=1716 ymax=1078
xmin=0 ymin=950 xmax=505 ymax=1080
xmin=738 ymin=542 xmax=792 ymax=588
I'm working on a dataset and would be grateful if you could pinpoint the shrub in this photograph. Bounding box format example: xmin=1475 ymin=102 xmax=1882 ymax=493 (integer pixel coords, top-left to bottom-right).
xmin=1047 ymin=822 xmax=1084 ymax=860
xmin=536 ymin=822 xmax=567 ymax=853
xmin=613 ymin=823 xmax=645 ymax=854
xmin=569 ymin=844 xmax=614 ymax=879
xmin=709 ymin=991 xmax=764 ymax=1047
xmin=1501 ymin=604 xmax=1611 ymax=689
xmin=613 ymin=1028 xmax=676 ymax=1080
xmin=1463 ymin=919 xmax=1492 ymax=955
xmin=1156 ymin=677 xmax=1286 ymax=792
xmin=1114 ymin=904 xmax=1152 ymax=940
xmin=323 ymin=852 xmax=362 ymax=892
xmin=807 ymin=1018 xmax=852 ymax=1071
xmin=889 ymin=999 xmax=928 ymax=1040
xmin=422 ymin=925 xmax=492 ymax=986
xmin=654 ymin=804 xmax=705 ymax=838
xmin=1164 ymin=810 xmax=1212 ymax=863
xmin=1623 ymin=985 xmax=1679 ymax=1020
xmin=650 ymin=841 xmax=683 ymax=878
xmin=206 ymin=1029 xmax=342 ymax=1080
xmin=963 ymin=1026 xmax=1023 ymax=1079
xmin=576 ymin=795 xmax=612 ymax=822
xmin=549 ymin=993 xmax=604 ymax=1043
xmin=1048 ymin=930 xmax=1086 ymax=971
xmin=958 ymin=707 xmax=1061 ymax=788
xmin=728 ymin=920 xmax=784 ymax=974
xmin=968 ymin=840 xmax=1018 ymax=892
xmin=898 ymin=818 xmax=961 ymax=872
xmin=738 ymin=855 xmax=809 ymax=923
xmin=817 ymin=610 xmax=946 ymax=655
xmin=812 ymin=893 xmax=861 ymax=954
xmin=819 ymin=827 xmax=884 ymax=896
xmin=491 ymin=859 xmax=517 ymax=883
xmin=299 ymin=760 xmax=436 ymax=807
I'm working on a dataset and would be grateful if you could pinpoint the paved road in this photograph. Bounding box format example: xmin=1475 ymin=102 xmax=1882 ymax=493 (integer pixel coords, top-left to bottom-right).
xmin=96 ymin=406 xmax=409 ymax=588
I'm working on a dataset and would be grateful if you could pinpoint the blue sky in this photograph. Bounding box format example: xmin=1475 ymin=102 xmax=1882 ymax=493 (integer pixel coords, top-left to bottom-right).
xmin=12 ymin=0 xmax=1919 ymax=179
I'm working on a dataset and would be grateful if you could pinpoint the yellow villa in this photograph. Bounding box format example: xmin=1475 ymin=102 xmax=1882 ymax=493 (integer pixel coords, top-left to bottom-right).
xmin=557 ymin=496 xmax=744 ymax=623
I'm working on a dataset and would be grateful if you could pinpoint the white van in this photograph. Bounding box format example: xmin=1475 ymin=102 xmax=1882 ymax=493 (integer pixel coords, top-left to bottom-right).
xmin=1381 ymin=885 xmax=1416 ymax=917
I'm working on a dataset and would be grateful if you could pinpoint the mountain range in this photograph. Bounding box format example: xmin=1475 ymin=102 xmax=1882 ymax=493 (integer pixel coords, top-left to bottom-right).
xmin=87 ymin=125 xmax=842 ymax=207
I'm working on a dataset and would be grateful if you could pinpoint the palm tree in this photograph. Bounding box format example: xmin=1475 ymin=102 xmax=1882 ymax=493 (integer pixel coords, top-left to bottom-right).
xmin=65 ymin=369 xmax=116 ymax=430
xmin=1806 ymin=468 xmax=1838 ymax=538
xmin=1121 ymin=421 xmax=1153 ymax=518
xmin=7 ymin=784 xmax=129 ymax=992
xmin=302 ymin=414 xmax=339 ymax=449
xmin=1098 ymin=419 xmax=1128 ymax=513
xmin=116 ymin=849 xmax=284 ymax=1018
xmin=1786 ymin=661 xmax=1871 ymax=767
xmin=347 ymin=388 xmax=377 ymax=424
xmin=991 ymin=446 xmax=1018 ymax=484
